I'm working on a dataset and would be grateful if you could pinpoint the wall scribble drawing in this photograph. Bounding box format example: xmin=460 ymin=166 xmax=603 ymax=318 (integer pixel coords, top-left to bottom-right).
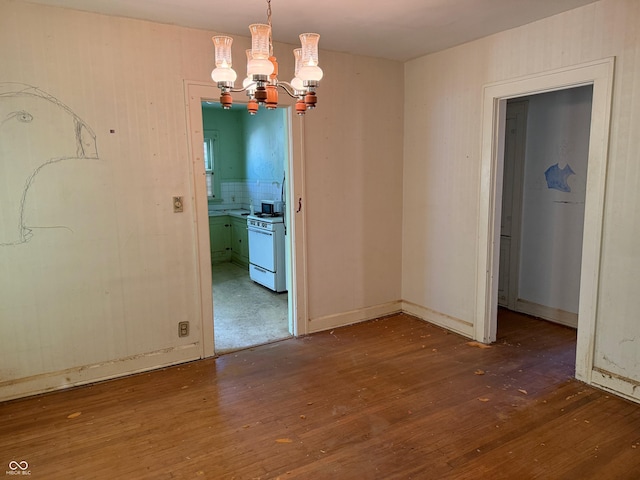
xmin=0 ymin=82 xmax=99 ymax=246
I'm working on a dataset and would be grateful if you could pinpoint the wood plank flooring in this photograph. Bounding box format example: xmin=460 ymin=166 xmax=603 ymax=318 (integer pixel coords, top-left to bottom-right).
xmin=2 ymin=310 xmax=640 ymax=479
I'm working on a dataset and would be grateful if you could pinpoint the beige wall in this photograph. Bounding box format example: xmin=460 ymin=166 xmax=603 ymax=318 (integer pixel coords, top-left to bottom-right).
xmin=0 ymin=0 xmax=404 ymax=399
xmin=304 ymin=52 xmax=404 ymax=329
xmin=403 ymin=0 xmax=640 ymax=394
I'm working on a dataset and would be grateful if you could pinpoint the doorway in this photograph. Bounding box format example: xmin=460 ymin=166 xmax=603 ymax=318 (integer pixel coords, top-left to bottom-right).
xmin=498 ymin=86 xmax=593 ymax=335
xmin=475 ymin=58 xmax=615 ymax=384
xmin=203 ymin=102 xmax=291 ymax=353
xmin=184 ymin=80 xmax=309 ymax=359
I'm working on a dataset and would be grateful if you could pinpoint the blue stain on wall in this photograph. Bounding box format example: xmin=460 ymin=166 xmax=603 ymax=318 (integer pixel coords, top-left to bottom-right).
xmin=544 ymin=163 xmax=575 ymax=192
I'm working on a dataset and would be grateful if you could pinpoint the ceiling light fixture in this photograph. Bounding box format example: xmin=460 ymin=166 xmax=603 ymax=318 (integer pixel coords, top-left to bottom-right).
xmin=210 ymin=0 xmax=323 ymax=116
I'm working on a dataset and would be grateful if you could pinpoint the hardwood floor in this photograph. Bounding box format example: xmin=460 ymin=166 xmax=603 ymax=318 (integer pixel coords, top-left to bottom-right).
xmin=2 ymin=310 xmax=640 ymax=479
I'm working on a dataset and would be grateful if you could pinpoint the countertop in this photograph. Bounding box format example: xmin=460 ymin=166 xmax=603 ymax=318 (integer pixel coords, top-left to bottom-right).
xmin=208 ymin=209 xmax=251 ymax=219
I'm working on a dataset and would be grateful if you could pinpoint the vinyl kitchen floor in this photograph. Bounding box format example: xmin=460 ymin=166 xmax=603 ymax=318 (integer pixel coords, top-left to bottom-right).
xmin=212 ymin=261 xmax=290 ymax=354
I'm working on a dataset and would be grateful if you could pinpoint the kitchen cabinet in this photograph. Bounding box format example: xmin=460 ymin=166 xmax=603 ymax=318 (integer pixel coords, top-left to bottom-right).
xmin=230 ymin=217 xmax=249 ymax=268
xmin=209 ymin=216 xmax=231 ymax=263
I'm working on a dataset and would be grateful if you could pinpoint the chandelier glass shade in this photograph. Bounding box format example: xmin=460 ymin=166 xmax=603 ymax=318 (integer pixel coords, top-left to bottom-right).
xmin=210 ymin=0 xmax=323 ymax=115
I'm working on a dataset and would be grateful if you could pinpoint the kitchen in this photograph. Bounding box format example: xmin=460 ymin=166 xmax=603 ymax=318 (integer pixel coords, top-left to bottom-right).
xmin=202 ymin=102 xmax=291 ymax=353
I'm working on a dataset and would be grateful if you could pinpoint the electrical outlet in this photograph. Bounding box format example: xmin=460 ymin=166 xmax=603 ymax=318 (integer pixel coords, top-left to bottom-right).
xmin=173 ymin=196 xmax=184 ymax=213
xmin=178 ymin=321 xmax=189 ymax=337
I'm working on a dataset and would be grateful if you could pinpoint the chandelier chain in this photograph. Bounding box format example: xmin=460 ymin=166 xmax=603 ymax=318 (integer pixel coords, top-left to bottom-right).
xmin=267 ymin=0 xmax=273 ymax=57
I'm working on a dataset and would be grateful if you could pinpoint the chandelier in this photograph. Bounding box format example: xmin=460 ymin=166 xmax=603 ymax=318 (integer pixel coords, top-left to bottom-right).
xmin=210 ymin=0 xmax=323 ymax=116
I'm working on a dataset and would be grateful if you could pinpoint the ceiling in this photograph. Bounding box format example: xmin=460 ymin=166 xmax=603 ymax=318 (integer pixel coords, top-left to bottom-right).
xmin=19 ymin=0 xmax=598 ymax=61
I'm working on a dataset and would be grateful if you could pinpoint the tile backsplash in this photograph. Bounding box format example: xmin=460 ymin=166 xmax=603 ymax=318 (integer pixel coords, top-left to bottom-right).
xmin=210 ymin=180 xmax=284 ymax=211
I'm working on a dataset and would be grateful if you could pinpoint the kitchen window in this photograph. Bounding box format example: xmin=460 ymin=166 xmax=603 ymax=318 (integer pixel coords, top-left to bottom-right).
xmin=204 ymin=130 xmax=220 ymax=200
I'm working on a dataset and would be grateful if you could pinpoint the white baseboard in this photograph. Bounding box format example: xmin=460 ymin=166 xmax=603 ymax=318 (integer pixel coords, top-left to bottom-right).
xmin=515 ymin=299 xmax=578 ymax=328
xmin=591 ymin=368 xmax=640 ymax=404
xmin=307 ymin=300 xmax=402 ymax=334
xmin=401 ymin=300 xmax=474 ymax=338
xmin=0 ymin=343 xmax=201 ymax=402
xmin=308 ymin=300 xmax=474 ymax=338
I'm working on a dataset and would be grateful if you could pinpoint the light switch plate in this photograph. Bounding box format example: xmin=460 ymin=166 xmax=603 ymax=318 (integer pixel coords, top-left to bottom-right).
xmin=173 ymin=196 xmax=183 ymax=213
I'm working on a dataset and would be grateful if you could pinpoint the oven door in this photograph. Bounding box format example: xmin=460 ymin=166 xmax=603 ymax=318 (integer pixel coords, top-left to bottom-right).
xmin=248 ymin=227 xmax=276 ymax=272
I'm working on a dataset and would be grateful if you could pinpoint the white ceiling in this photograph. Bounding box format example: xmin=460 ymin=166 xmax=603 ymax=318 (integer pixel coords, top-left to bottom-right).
xmin=19 ymin=0 xmax=598 ymax=61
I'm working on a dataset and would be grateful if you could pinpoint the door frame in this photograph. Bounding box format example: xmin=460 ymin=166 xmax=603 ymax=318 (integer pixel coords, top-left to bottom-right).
xmin=475 ymin=58 xmax=615 ymax=383
xmin=183 ymin=80 xmax=309 ymax=358
xmin=498 ymin=100 xmax=528 ymax=311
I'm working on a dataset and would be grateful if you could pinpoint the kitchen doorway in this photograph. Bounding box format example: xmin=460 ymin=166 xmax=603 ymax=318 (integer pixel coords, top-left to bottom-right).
xmin=204 ymin=102 xmax=292 ymax=354
xmin=184 ymin=80 xmax=309 ymax=359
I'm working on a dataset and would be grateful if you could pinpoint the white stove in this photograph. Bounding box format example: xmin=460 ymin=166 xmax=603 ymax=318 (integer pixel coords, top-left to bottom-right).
xmin=247 ymin=214 xmax=286 ymax=292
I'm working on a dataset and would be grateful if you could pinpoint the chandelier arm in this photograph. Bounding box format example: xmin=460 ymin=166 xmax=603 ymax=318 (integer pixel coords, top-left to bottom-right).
xmin=226 ymin=83 xmax=257 ymax=94
xmin=276 ymin=81 xmax=300 ymax=99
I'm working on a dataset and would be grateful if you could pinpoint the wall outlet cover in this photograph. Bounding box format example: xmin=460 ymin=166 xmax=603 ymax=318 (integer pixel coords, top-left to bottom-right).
xmin=178 ymin=321 xmax=189 ymax=337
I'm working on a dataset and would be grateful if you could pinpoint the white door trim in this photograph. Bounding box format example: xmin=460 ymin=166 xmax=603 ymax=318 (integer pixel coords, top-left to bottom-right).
xmin=475 ymin=58 xmax=615 ymax=383
xmin=183 ymin=80 xmax=309 ymax=358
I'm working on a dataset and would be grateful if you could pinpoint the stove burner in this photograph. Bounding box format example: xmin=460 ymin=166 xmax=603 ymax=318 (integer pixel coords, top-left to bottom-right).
xmin=255 ymin=212 xmax=283 ymax=218
xmin=247 ymin=213 xmax=284 ymax=225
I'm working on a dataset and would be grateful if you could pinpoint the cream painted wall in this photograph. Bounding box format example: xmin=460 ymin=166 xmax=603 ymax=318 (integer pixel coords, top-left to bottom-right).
xmin=0 ymin=0 xmax=403 ymax=399
xmin=304 ymin=52 xmax=404 ymax=329
xmin=403 ymin=0 xmax=640 ymax=389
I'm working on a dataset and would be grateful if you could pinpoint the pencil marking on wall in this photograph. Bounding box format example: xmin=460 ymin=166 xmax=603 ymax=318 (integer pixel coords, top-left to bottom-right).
xmin=1 ymin=110 xmax=33 ymax=126
xmin=544 ymin=163 xmax=575 ymax=193
xmin=0 ymin=83 xmax=99 ymax=246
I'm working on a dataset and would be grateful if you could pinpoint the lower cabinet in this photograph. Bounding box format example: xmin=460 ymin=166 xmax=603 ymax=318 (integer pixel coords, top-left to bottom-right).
xmin=209 ymin=216 xmax=231 ymax=263
xmin=230 ymin=217 xmax=249 ymax=267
